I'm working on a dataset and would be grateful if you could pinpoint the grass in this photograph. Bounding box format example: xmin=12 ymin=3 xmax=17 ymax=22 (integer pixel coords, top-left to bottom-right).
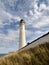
xmin=0 ymin=42 xmax=49 ymax=65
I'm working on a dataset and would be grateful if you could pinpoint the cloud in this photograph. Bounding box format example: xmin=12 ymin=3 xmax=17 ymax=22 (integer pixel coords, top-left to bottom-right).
xmin=0 ymin=0 xmax=49 ymax=53
xmin=0 ymin=10 xmax=21 ymax=23
xmin=39 ymin=3 xmax=47 ymax=11
xmin=0 ymin=29 xmax=19 ymax=53
xmin=3 ymin=11 xmax=21 ymax=21
xmin=29 ymin=10 xmax=33 ymax=16
xmin=33 ymin=16 xmax=49 ymax=28
xmin=0 ymin=29 xmax=19 ymax=41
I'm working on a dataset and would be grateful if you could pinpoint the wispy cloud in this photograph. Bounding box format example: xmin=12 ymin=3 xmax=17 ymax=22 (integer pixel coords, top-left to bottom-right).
xmin=0 ymin=0 xmax=49 ymax=53
xmin=33 ymin=16 xmax=49 ymax=28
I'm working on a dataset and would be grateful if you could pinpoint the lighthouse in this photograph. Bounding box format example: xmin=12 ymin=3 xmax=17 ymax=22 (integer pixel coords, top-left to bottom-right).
xmin=19 ymin=19 xmax=26 ymax=49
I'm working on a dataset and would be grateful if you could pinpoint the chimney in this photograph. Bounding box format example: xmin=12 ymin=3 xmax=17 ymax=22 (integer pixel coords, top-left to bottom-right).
xmin=19 ymin=19 xmax=26 ymax=49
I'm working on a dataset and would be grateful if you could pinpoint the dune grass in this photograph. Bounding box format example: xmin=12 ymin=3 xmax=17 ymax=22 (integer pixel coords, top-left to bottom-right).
xmin=0 ymin=42 xmax=49 ymax=65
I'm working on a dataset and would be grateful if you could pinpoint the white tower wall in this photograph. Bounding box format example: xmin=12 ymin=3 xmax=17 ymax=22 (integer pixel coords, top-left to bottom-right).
xmin=19 ymin=19 xmax=26 ymax=49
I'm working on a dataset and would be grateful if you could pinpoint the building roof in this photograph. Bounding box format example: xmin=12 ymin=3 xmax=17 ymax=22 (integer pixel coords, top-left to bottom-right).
xmin=19 ymin=32 xmax=49 ymax=50
xmin=30 ymin=32 xmax=49 ymax=44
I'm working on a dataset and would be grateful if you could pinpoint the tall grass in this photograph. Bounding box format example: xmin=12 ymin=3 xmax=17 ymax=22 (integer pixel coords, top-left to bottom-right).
xmin=0 ymin=42 xmax=49 ymax=65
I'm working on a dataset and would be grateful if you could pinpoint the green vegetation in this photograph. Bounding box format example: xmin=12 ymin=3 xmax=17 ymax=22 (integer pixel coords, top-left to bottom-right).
xmin=0 ymin=42 xmax=49 ymax=65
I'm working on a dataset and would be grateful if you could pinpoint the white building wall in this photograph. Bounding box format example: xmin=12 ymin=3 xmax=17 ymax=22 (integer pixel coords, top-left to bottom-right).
xmin=19 ymin=20 xmax=26 ymax=49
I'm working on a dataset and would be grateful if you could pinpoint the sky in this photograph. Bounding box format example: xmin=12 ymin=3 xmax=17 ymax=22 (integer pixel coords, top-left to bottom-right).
xmin=0 ymin=0 xmax=49 ymax=53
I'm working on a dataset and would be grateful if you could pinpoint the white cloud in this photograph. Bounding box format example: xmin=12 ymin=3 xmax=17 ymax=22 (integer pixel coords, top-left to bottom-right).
xmin=2 ymin=11 xmax=21 ymax=21
xmin=24 ymin=14 xmax=28 ymax=18
xmin=35 ymin=30 xmax=44 ymax=34
xmin=38 ymin=2 xmax=49 ymax=11
xmin=0 ymin=1 xmax=5 ymax=10
xmin=6 ymin=12 xmax=21 ymax=21
xmin=6 ymin=29 xmax=19 ymax=41
xmin=0 ymin=29 xmax=19 ymax=43
xmin=33 ymin=16 xmax=49 ymax=28
xmin=29 ymin=10 xmax=33 ymax=16
xmin=0 ymin=9 xmax=21 ymax=29
xmin=0 ymin=29 xmax=19 ymax=53
xmin=26 ymin=30 xmax=33 ymax=36
xmin=0 ymin=0 xmax=49 ymax=53
xmin=39 ymin=3 xmax=47 ymax=11
xmin=7 ymin=0 xmax=18 ymax=6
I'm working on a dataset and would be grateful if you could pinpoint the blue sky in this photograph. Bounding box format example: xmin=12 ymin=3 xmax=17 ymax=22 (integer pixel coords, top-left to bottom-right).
xmin=0 ymin=0 xmax=49 ymax=53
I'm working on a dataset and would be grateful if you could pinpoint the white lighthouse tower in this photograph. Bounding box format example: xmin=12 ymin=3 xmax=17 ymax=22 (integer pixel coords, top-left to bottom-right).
xmin=19 ymin=19 xmax=26 ymax=49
